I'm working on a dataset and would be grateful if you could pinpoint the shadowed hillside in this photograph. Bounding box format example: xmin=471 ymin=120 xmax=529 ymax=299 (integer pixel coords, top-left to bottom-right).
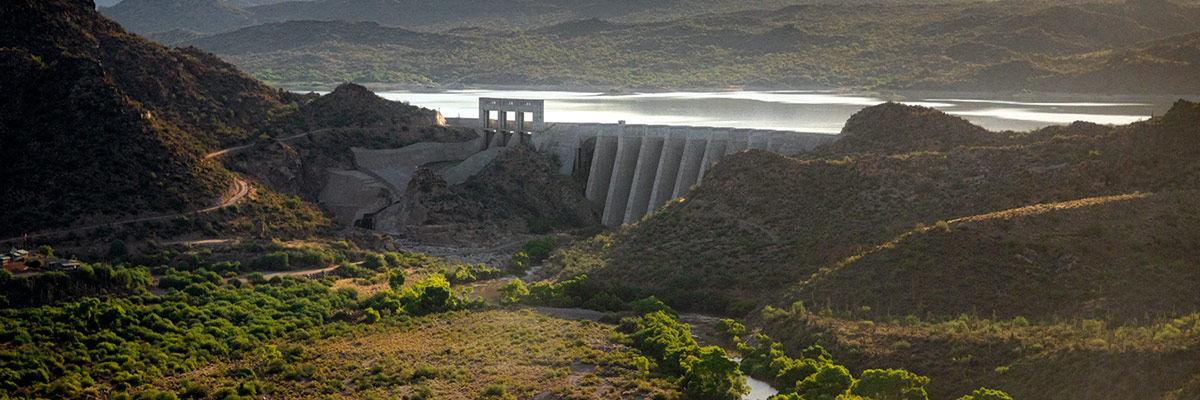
xmin=798 ymin=191 xmax=1200 ymax=321
xmin=0 ymin=0 xmax=299 ymax=235
xmin=541 ymin=99 xmax=1200 ymax=399
xmin=548 ymin=99 xmax=1200 ymax=313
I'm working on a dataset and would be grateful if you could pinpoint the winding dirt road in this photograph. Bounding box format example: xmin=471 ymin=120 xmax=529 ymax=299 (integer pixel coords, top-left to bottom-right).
xmin=0 ymin=135 xmax=313 ymax=244
xmin=2 ymin=130 xmax=332 ymax=244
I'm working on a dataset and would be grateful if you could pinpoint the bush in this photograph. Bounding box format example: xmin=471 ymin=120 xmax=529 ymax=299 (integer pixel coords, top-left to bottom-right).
xmin=714 ymin=319 xmax=746 ymax=339
xmin=498 ymin=279 xmax=529 ymax=305
xmin=631 ymin=296 xmax=677 ymax=317
xmin=247 ymin=272 xmax=267 ymax=285
xmin=482 ymin=383 xmax=506 ymax=398
xmin=521 ymin=237 xmax=556 ymax=263
xmin=261 ymin=251 xmax=290 ymax=270
xmin=362 ymin=253 xmax=386 ymax=271
xmin=956 ymin=387 xmax=1014 ymax=400
xmin=35 ymin=245 xmax=53 ymax=257
xmin=363 ymin=307 xmax=380 ymax=324
xmin=178 ymin=381 xmax=210 ymax=399
xmin=851 ymin=369 xmax=930 ymax=400
xmin=388 ymin=269 xmax=406 ymax=291
xmin=25 ymin=259 xmax=43 ymax=269
xmin=383 ymin=252 xmax=402 ymax=268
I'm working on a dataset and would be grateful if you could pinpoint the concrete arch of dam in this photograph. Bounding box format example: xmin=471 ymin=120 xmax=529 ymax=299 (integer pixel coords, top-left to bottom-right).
xmin=448 ymin=114 xmax=840 ymax=227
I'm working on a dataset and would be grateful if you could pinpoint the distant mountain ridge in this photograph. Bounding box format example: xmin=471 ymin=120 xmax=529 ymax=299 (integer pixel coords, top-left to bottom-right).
xmin=99 ymin=0 xmax=258 ymax=34
xmin=174 ymin=0 xmax=1200 ymax=93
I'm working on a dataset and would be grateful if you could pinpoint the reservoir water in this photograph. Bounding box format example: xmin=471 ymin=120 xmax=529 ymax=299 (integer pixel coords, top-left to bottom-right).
xmin=360 ymin=89 xmax=1194 ymax=133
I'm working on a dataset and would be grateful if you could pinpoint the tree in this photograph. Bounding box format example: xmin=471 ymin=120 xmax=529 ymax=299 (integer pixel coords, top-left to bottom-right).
xmin=108 ymin=240 xmax=128 ymax=258
xmin=796 ymin=364 xmax=855 ymax=400
xmin=631 ymin=296 xmax=677 ymax=317
xmin=388 ymin=269 xmax=406 ymax=292
xmin=956 ymin=387 xmax=1013 ymax=400
xmin=775 ymin=357 xmax=821 ymax=388
xmin=363 ymin=253 xmax=386 ymax=271
xmin=680 ymin=346 xmax=748 ymax=400
xmin=851 ymin=369 xmax=930 ymax=400
xmin=0 ymin=268 xmax=11 ymax=285
xmin=25 ymin=258 xmax=43 ymax=269
xmin=35 ymin=245 xmax=53 ymax=257
xmin=497 ymin=279 xmax=529 ymax=305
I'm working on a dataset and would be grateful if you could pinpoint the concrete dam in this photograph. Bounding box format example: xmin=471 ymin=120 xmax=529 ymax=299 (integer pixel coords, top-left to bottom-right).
xmin=465 ymin=97 xmax=839 ymax=226
xmin=321 ymin=98 xmax=839 ymax=231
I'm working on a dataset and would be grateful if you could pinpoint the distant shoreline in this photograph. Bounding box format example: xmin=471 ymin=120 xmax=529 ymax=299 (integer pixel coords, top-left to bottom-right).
xmin=277 ymin=82 xmax=1200 ymax=104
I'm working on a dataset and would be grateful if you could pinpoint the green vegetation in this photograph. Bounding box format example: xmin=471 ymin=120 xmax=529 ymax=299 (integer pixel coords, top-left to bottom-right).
xmin=0 ymin=267 xmax=355 ymax=398
xmin=620 ymin=307 xmax=747 ymax=400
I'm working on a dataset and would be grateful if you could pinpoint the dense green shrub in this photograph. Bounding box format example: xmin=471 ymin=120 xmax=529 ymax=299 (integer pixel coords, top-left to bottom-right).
xmin=260 ymin=251 xmax=290 ymax=270
xmin=0 ymin=268 xmax=356 ymax=398
xmin=388 ymin=269 xmax=406 ymax=291
xmin=622 ymin=308 xmax=747 ymax=399
xmin=956 ymin=387 xmax=1014 ymax=400
xmin=497 ymin=279 xmax=528 ymax=305
xmin=714 ymin=319 xmax=746 ymax=339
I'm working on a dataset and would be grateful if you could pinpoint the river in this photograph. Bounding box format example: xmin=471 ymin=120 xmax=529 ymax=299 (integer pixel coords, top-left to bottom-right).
xmin=353 ymin=89 xmax=1196 ymax=133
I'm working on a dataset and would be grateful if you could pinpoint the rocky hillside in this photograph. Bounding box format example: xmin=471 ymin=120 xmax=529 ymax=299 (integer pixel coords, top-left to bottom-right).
xmin=798 ymin=190 xmax=1200 ymax=321
xmin=549 ymin=99 xmax=1200 ymax=313
xmin=542 ymin=99 xmax=1200 ymax=400
xmin=0 ymin=0 xmax=300 ymax=235
xmin=398 ymin=146 xmax=601 ymax=242
xmin=231 ymin=83 xmax=474 ymax=202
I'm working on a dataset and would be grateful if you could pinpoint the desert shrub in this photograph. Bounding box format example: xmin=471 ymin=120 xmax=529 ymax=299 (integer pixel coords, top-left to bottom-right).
xmin=714 ymin=319 xmax=746 ymax=339
xmin=362 ymin=253 xmax=386 ymax=271
xmin=498 ymin=279 xmax=529 ymax=305
xmin=956 ymin=387 xmax=1014 ymax=400
xmin=260 ymin=251 xmax=290 ymax=270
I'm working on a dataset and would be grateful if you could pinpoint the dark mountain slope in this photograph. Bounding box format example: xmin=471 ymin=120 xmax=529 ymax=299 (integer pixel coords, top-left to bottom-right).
xmin=798 ymin=191 xmax=1200 ymax=321
xmin=0 ymin=0 xmax=302 ymax=235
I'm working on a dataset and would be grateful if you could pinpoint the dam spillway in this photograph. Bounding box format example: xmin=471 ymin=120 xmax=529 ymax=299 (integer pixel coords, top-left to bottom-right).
xmin=452 ymin=97 xmax=839 ymax=226
xmin=533 ymin=122 xmax=838 ymax=226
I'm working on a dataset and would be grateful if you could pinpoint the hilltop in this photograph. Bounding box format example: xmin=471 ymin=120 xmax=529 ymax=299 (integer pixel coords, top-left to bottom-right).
xmin=100 ymin=0 xmax=258 ymax=35
xmin=173 ymin=0 xmax=1200 ymax=93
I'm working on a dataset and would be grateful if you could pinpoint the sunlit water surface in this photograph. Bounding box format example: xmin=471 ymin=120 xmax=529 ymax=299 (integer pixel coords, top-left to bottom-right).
xmin=334 ymin=89 xmax=1198 ymax=133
